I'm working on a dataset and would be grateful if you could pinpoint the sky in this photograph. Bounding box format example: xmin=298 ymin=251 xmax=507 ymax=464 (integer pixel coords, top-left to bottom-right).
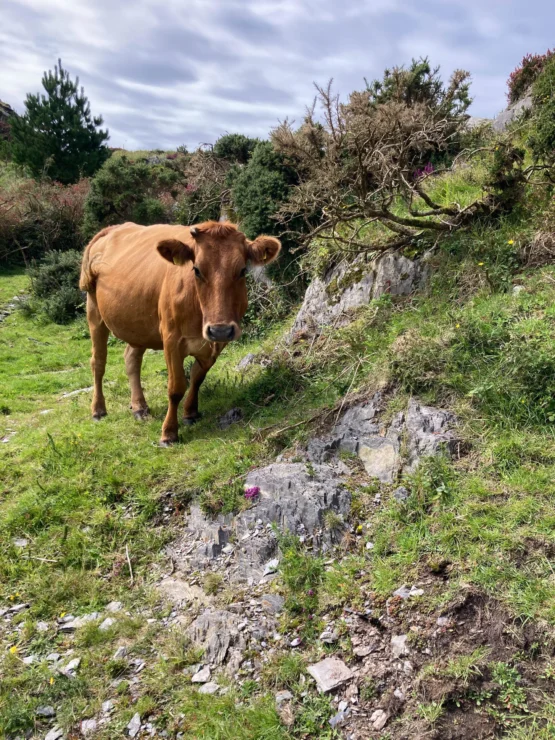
xmin=1 ymin=0 xmax=553 ymax=151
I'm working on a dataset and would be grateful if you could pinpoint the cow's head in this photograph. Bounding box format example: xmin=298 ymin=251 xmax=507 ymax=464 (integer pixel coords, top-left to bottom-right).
xmin=156 ymin=221 xmax=281 ymax=342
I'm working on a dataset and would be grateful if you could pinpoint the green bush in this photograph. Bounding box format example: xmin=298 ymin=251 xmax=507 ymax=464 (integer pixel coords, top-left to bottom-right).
xmin=213 ymin=133 xmax=258 ymax=164
xmin=507 ymin=50 xmax=554 ymax=105
xmin=529 ymin=56 xmax=555 ymax=163
xmin=82 ymin=155 xmax=180 ymax=238
xmin=230 ymin=141 xmax=297 ymax=241
xmin=27 ymin=250 xmax=84 ymax=323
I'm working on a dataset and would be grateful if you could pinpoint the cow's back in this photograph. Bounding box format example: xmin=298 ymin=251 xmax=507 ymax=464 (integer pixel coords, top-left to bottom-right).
xmin=84 ymin=223 xmax=192 ymax=349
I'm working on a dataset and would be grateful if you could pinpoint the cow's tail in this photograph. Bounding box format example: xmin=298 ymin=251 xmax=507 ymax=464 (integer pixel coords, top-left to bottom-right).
xmin=79 ymin=225 xmax=120 ymax=293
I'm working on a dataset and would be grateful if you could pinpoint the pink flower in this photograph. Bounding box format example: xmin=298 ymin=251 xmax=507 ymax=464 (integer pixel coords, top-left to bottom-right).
xmin=244 ymin=486 xmax=260 ymax=500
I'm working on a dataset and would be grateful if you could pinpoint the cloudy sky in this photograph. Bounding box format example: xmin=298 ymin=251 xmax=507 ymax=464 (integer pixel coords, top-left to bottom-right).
xmin=1 ymin=0 xmax=553 ymax=150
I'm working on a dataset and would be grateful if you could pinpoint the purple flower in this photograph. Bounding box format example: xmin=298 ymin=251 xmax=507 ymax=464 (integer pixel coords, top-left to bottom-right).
xmin=307 ymin=589 xmax=314 ymax=597
xmin=244 ymin=486 xmax=260 ymax=500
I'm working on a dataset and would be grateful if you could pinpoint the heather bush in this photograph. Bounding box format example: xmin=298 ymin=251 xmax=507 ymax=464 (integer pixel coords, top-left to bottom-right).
xmin=507 ymin=50 xmax=554 ymax=105
xmin=529 ymin=56 xmax=555 ymax=163
xmin=27 ymin=250 xmax=84 ymax=323
xmin=0 ymin=176 xmax=89 ymax=263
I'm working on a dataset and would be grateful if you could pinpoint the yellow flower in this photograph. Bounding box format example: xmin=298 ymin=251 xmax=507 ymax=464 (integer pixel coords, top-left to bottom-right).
xmin=50 ymin=677 xmax=55 ymax=685
xmin=456 ymin=324 xmax=460 ymax=329
xmin=8 ymin=595 xmax=14 ymax=601
xmin=508 ymin=239 xmax=514 ymax=245
xmin=9 ymin=646 xmax=17 ymax=654
xmin=60 ymin=612 xmax=66 ymax=618
xmin=478 ymin=262 xmax=484 ymax=266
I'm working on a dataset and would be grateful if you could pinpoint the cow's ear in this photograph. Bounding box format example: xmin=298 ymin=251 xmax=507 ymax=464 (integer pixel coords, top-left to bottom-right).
xmin=246 ymin=235 xmax=281 ymax=266
xmin=156 ymin=239 xmax=195 ymax=266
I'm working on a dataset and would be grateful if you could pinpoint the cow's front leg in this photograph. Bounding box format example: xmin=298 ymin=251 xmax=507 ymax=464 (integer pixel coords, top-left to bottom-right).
xmin=182 ymin=357 xmax=215 ymax=425
xmin=161 ymin=339 xmax=187 ymax=446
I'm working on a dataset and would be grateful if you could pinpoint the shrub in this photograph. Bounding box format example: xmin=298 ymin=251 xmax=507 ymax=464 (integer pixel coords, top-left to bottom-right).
xmin=82 ymin=155 xmax=181 ymax=238
xmin=213 ymin=133 xmax=258 ymax=164
xmin=27 ymin=250 xmax=84 ymax=323
xmin=507 ymin=50 xmax=554 ymax=105
xmin=0 ymin=176 xmax=89 ymax=263
xmin=529 ymin=56 xmax=555 ymax=163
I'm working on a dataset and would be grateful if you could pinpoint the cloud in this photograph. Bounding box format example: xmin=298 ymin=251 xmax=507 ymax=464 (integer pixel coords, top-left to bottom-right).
xmin=1 ymin=0 xmax=554 ymax=149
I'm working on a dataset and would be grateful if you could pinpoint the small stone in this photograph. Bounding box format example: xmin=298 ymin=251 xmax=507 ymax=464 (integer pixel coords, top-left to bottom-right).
xmin=260 ymin=594 xmax=285 ymax=615
xmin=319 ymin=630 xmax=338 ymax=644
xmin=99 ymin=617 xmax=116 ymax=631
xmin=263 ymin=558 xmax=279 ymax=576
xmin=391 ymin=635 xmax=408 ymax=658
xmin=394 ymin=688 xmax=406 ymax=702
xmin=81 ymin=718 xmax=98 ymax=735
xmin=102 ymin=700 xmax=114 ymax=713
xmin=60 ymin=612 xmax=100 ymax=631
xmin=13 ymin=538 xmax=28 ymax=547
xmin=113 ymin=646 xmax=127 ymax=660
xmin=191 ymin=665 xmax=211 ymax=683
xmin=513 ymin=285 xmax=525 ymax=295
xmin=307 ymin=657 xmax=354 ymax=693
xmin=47 ymin=653 xmax=61 ymax=663
xmin=371 ymin=709 xmax=389 ymax=730
xmin=338 ymin=700 xmax=348 ymax=712
xmin=127 ymin=713 xmax=141 ymax=738
xmin=222 ymin=544 xmax=234 ymax=554
xmin=365 ymin=541 xmax=374 ymax=550
xmin=393 ymin=486 xmax=410 ymax=503
xmin=23 ymin=655 xmax=35 ymax=665
xmin=198 ymin=681 xmax=220 ymax=695
xmin=402 ymin=660 xmax=413 ymax=675
xmin=8 ymin=603 xmax=29 ymax=614
xmin=437 ymin=616 xmax=451 ymax=627
xmin=290 ymin=637 xmax=302 ymax=648
xmin=393 ymin=585 xmax=411 ymax=599
xmin=353 ymin=645 xmax=373 ymax=658
xmin=329 ymin=708 xmax=351 ymax=729
xmin=36 ymin=706 xmax=56 ymax=717
xmin=275 ymin=690 xmax=293 ymax=705
xmin=219 ymin=407 xmax=243 ymax=429
xmin=60 ymin=657 xmax=81 ymax=676
xmin=36 ymin=621 xmax=50 ymax=633
xmin=45 ymin=728 xmax=64 ymax=740
xmin=105 ymin=601 xmax=123 ymax=613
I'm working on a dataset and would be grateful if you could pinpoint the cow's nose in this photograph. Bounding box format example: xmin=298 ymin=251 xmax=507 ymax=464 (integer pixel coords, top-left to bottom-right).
xmin=207 ymin=324 xmax=235 ymax=342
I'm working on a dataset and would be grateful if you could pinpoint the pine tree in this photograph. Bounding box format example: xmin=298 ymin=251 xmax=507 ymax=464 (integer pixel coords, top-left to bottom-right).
xmin=10 ymin=60 xmax=110 ymax=184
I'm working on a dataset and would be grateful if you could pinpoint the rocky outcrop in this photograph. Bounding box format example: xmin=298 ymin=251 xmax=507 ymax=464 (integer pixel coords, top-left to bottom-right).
xmin=289 ymin=251 xmax=430 ymax=340
xmin=307 ymin=394 xmax=459 ymax=483
xmin=492 ymin=93 xmax=533 ymax=132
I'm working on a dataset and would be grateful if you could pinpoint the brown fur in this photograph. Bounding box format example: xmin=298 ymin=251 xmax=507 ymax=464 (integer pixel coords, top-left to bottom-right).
xmin=80 ymin=221 xmax=281 ymax=444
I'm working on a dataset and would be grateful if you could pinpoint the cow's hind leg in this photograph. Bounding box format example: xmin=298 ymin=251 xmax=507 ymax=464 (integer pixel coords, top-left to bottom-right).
xmin=86 ymin=295 xmax=110 ymax=421
xmin=124 ymin=345 xmax=149 ymax=420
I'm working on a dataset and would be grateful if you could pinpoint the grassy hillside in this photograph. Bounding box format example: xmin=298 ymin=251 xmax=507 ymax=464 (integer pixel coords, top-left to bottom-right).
xmin=2 ymin=158 xmax=555 ymax=738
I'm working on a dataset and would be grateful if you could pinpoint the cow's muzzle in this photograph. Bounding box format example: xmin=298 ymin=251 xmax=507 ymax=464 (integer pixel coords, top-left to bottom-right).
xmin=206 ymin=324 xmax=237 ymax=342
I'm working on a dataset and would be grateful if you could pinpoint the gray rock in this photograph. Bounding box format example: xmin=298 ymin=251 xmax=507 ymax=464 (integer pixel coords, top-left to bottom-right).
xmin=371 ymin=709 xmax=389 ymax=730
xmin=393 ymin=486 xmax=410 ymax=503
xmin=36 ymin=706 xmax=56 ymax=717
xmin=236 ymin=353 xmax=257 ymax=371
xmin=36 ymin=621 xmax=50 ymax=633
xmin=259 ymin=594 xmax=285 ymax=615
xmin=127 ymin=712 xmax=141 ymax=738
xmin=98 ymin=617 xmax=116 ymax=632
xmin=23 ymin=655 xmax=35 ymax=665
xmin=394 ymin=688 xmax=406 ymax=702
xmin=263 ymin=558 xmax=279 ymax=576
xmin=198 ymin=681 xmax=220 ymax=695
xmin=308 ymin=395 xmax=458 ymax=482
xmin=59 ymin=613 xmax=100 ymax=631
xmin=513 ymin=285 xmax=525 ymax=295
xmin=158 ymin=576 xmax=211 ymax=607
xmin=167 ymin=504 xmax=233 ymax=571
xmin=353 ymin=645 xmax=373 ymax=658
xmin=187 ymin=609 xmax=245 ymax=665
xmin=102 ymin=700 xmax=114 ymax=713
xmin=191 ymin=665 xmax=211 ymax=683
xmin=60 ymin=386 xmax=93 ymax=399
xmin=290 ymin=637 xmax=302 ymax=648
xmin=492 ymin=93 xmax=533 ymax=132
xmin=105 ymin=601 xmax=123 ymax=613
xmin=60 ymin=657 xmax=80 ymax=676
xmin=219 ymin=407 xmax=243 ymax=429
xmin=391 ymin=635 xmax=408 ymax=658
xmin=329 ymin=708 xmax=351 ymax=728
xmin=81 ymin=718 xmax=98 ymax=736
xmin=13 ymin=538 xmax=28 ymax=547
xmin=45 ymin=728 xmax=64 ymax=740
xmin=275 ymin=690 xmax=293 ymax=705
xmin=307 ymin=657 xmax=354 ymax=693
xmin=46 ymin=653 xmax=61 ymax=663
xmin=319 ymin=630 xmax=339 ymax=644
xmin=113 ymin=646 xmax=127 ymax=660
xmin=289 ymin=251 xmax=430 ymax=340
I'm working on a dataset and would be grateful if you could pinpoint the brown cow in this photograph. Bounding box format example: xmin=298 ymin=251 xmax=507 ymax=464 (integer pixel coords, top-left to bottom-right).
xmin=79 ymin=221 xmax=281 ymax=445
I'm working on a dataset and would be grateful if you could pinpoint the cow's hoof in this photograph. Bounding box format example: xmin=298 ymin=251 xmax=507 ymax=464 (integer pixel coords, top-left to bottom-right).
xmin=183 ymin=414 xmax=202 ymax=426
xmin=133 ymin=408 xmax=150 ymax=421
xmin=92 ymin=411 xmax=107 ymax=421
xmin=159 ymin=438 xmax=177 ymax=447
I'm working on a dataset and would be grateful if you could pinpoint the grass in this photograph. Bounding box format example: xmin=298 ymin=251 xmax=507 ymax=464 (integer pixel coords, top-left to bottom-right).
xmin=2 ymin=171 xmax=555 ymax=735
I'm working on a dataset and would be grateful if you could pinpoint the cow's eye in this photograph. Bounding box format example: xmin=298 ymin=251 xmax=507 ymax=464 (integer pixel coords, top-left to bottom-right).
xmin=239 ymin=267 xmax=247 ymax=279
xmin=193 ymin=266 xmax=201 ymax=279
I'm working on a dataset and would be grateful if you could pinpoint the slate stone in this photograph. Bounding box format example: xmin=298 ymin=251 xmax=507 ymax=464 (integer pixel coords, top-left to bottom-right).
xmin=307 ymin=657 xmax=354 ymax=693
